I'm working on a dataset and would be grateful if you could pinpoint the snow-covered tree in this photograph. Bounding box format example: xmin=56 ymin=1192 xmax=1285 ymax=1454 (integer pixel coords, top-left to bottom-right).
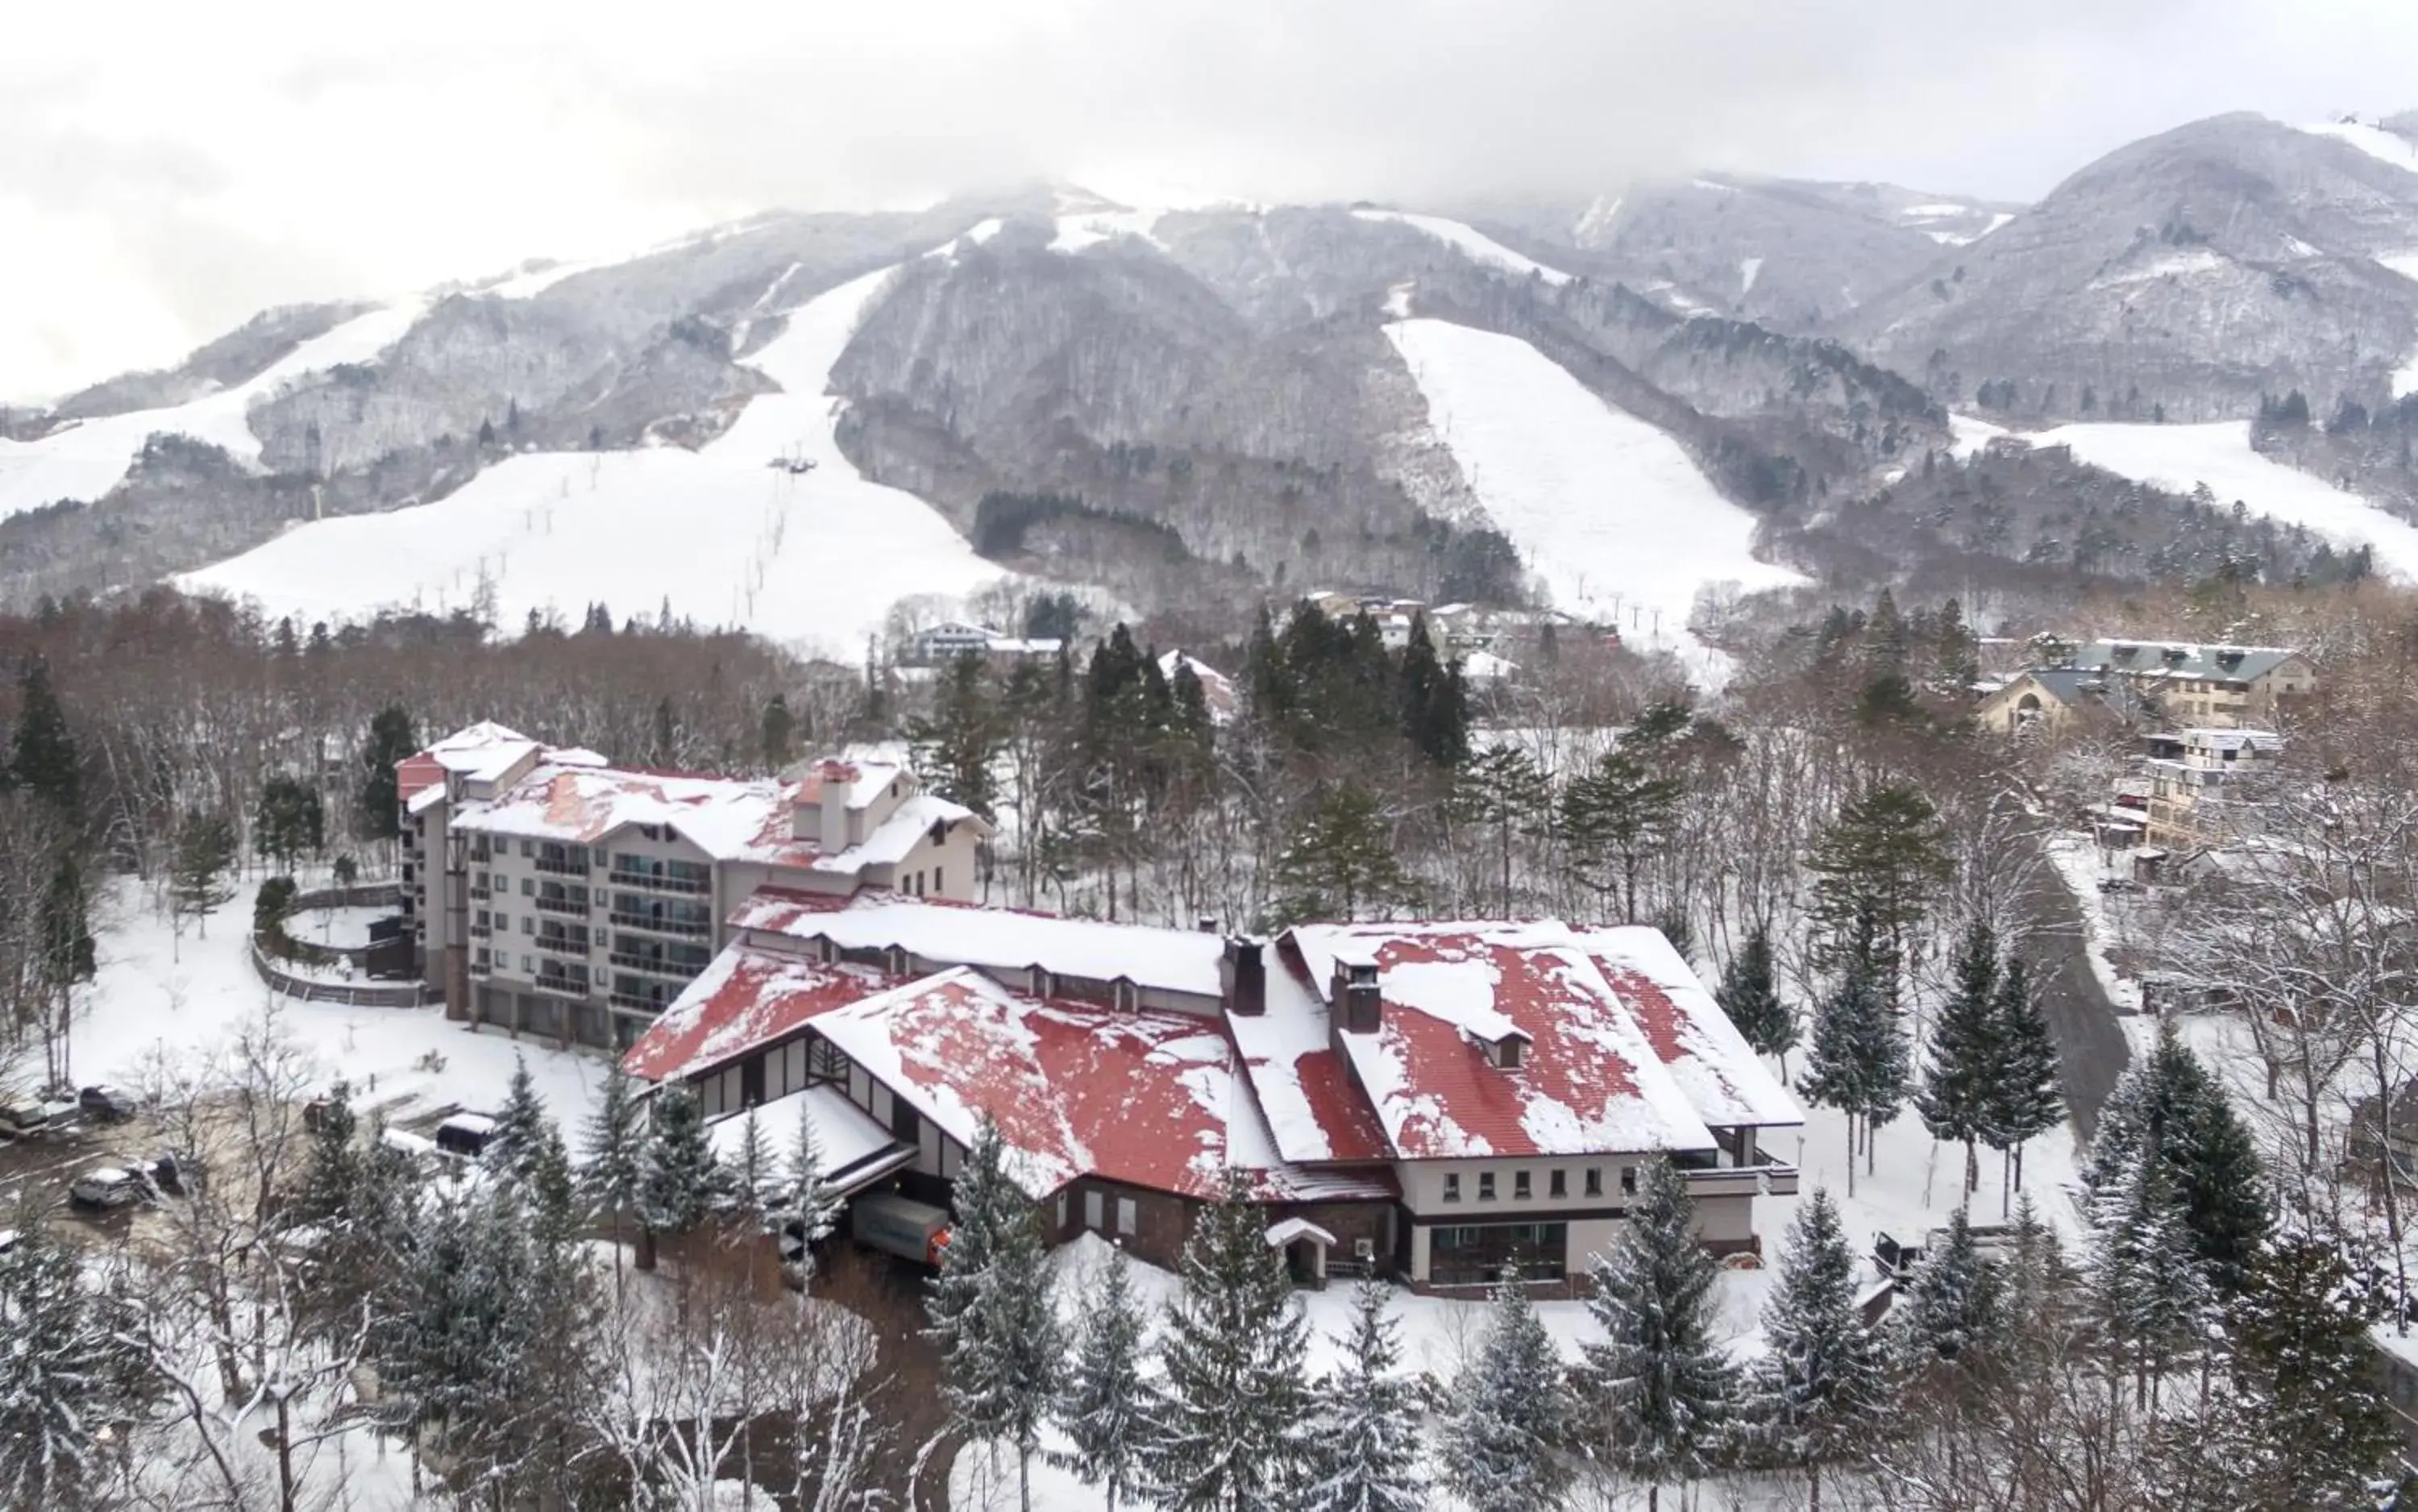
xmin=486 ymin=1052 xmax=550 ymax=1182
xmin=2083 ymin=1025 xmax=2266 ymax=1294
xmin=2086 ymin=1138 xmax=2213 ymax=1408
xmin=1799 ymin=912 xmax=1909 ymax=1190
xmin=779 ymin=1110 xmax=841 ymax=1286
xmin=1144 ymin=1169 xmax=1313 ymax=1510
xmin=581 ymin=1061 xmax=645 ymax=1277
xmin=1892 ymin=1204 xmax=2005 ymax=1365
xmin=1440 ymin=1264 xmax=1572 ymax=1512
xmin=1981 ymin=953 xmax=2062 ymax=1207
xmin=724 ymin=1106 xmax=779 ymax=1227
xmin=1715 ymin=924 xmax=1797 ymax=1071
xmin=1751 ymin=1189 xmax=1888 ymax=1511
xmin=1915 ymin=920 xmax=1999 ymax=1194
xmin=0 ymin=1223 xmax=148 ymax=1508
xmin=1581 ymin=1157 xmax=1735 ymax=1510
xmin=1053 ymin=1244 xmax=1153 ymax=1512
xmin=1302 ymin=1279 xmax=1425 ymax=1512
xmin=928 ymin=1118 xmax=1062 ymax=1512
xmin=636 ymin=1083 xmax=725 ymax=1269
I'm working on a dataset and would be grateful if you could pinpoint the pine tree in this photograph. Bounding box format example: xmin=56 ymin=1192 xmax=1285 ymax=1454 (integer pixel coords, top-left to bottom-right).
xmin=1916 ymin=920 xmax=2000 ymax=1194
xmin=1270 ymin=783 xmax=1418 ymax=924
xmin=779 ymin=1109 xmax=840 ymax=1284
xmin=2211 ymin=1223 xmax=2402 ymax=1509
xmin=0 ymin=1223 xmax=149 ymax=1507
xmin=1561 ymin=743 xmax=1683 ymax=924
xmin=2086 ymin=1139 xmax=2212 ymax=1407
xmin=1715 ymin=925 xmax=1796 ymax=1070
xmin=253 ymin=775 xmax=326 ymax=874
xmin=168 ymin=808 xmax=237 ymax=937
xmin=359 ymin=704 xmax=417 ymax=840
xmin=580 ymin=1065 xmax=644 ymax=1277
xmin=928 ymin=1120 xmax=1062 ymax=1512
xmin=10 ymin=658 xmax=80 ymax=820
xmin=1440 ymin=1265 xmax=1573 ymax=1512
xmin=1144 ymin=1169 xmax=1313 ymax=1510
xmin=724 ymin=1106 xmax=778 ymax=1227
xmin=1451 ymin=745 xmax=1550 ymax=915
xmin=1798 ymin=915 xmax=1909 ymax=1190
xmin=634 ymin=1084 xmax=722 ymax=1269
xmin=1752 ymin=1190 xmax=1888 ymax=1511
xmin=1054 ymin=1245 xmax=1152 ymax=1512
xmin=1892 ymin=1204 xmax=2004 ymax=1364
xmin=2084 ymin=1026 xmax=2266 ymax=1294
xmin=761 ymin=693 xmax=795 ymax=771
xmin=909 ymin=653 xmax=1006 ymax=818
xmin=1581 ymin=1157 xmax=1735 ymax=1510
xmin=486 ymin=1053 xmax=549 ymax=1182
xmin=1805 ymin=782 xmax=1952 ymax=1003
xmin=1981 ymin=953 xmax=2063 ymax=1209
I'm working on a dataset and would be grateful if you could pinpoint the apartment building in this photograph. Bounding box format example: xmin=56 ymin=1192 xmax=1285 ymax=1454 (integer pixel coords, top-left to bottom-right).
xmin=1980 ymin=638 xmax=2315 ymax=736
xmin=397 ymin=724 xmax=989 ymax=1050
xmin=2141 ymin=727 xmax=2285 ymax=848
xmin=623 ymin=897 xmax=1802 ymax=1289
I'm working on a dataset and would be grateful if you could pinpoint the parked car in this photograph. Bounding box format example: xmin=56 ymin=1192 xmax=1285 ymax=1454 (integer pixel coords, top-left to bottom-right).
xmin=0 ymin=1100 xmax=52 ymax=1138
xmin=69 ymin=1165 xmax=147 ymax=1211
xmin=148 ymin=1152 xmax=189 ymax=1197
xmin=79 ymin=1084 xmax=138 ymax=1121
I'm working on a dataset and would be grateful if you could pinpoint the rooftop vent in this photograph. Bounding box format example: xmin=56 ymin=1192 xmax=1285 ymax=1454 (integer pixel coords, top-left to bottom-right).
xmin=1331 ymin=949 xmax=1382 ymax=1034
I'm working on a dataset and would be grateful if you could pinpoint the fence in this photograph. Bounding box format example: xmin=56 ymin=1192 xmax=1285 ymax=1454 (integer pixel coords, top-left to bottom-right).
xmin=249 ymin=938 xmax=430 ymax=1008
xmin=251 ymin=880 xmax=426 ymax=1007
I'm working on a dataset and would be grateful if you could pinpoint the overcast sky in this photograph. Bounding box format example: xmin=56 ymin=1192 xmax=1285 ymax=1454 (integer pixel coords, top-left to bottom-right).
xmin=6 ymin=0 xmax=2416 ymax=401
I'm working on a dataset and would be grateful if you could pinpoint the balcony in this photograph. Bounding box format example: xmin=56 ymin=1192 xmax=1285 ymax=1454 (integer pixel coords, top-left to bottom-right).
xmin=609 ymin=951 xmax=703 ymax=978
xmin=470 ymin=924 xmax=491 ymax=939
xmin=609 ymin=910 xmax=711 ymax=939
xmin=534 ymin=893 xmax=590 ymax=917
xmin=609 ymin=991 xmax=670 ymax=1015
xmin=470 ymin=886 xmax=491 ymax=901
xmin=535 ymin=855 xmax=588 ymax=878
xmin=609 ymin=865 xmax=710 ymax=897
xmin=534 ymin=970 xmax=592 ymax=999
xmin=537 ymin=930 xmax=591 ymax=953
xmin=1681 ymin=1153 xmax=1800 ymax=1200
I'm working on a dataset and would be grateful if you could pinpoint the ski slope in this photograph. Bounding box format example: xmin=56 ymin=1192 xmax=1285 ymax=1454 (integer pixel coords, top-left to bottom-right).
xmin=181 ymin=263 xmax=1008 ymax=657
xmin=2030 ymin=420 xmax=2418 ymax=579
xmin=2299 ymin=118 xmax=2418 ymax=175
xmin=1352 ymin=210 xmax=1571 ymax=285
xmin=1383 ymin=318 xmax=1803 ymax=680
xmin=0 ymin=301 xmax=423 ymax=521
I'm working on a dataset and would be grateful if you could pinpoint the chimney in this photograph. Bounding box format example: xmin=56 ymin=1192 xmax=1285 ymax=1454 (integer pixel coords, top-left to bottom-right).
xmin=1221 ymin=937 xmax=1265 ymax=1016
xmin=793 ymin=759 xmax=851 ymax=852
xmin=1331 ymin=949 xmax=1381 ymax=1034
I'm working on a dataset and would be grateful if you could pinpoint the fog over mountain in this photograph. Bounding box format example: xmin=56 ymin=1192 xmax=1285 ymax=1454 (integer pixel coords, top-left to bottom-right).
xmin=10 ymin=0 xmax=2418 ymax=400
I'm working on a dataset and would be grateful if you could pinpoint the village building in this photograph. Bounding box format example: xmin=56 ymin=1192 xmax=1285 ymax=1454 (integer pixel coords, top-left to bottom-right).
xmin=620 ymin=892 xmax=1803 ymax=1290
xmin=905 ymin=619 xmax=1066 ymax=665
xmin=2139 ymin=727 xmax=2284 ymax=848
xmin=1979 ymin=638 xmax=2315 ymax=736
xmin=397 ymin=724 xmax=990 ymax=1050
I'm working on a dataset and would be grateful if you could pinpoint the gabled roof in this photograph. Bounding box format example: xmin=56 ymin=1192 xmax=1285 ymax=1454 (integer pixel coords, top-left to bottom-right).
xmin=621 ymin=945 xmax=895 ymax=1083
xmin=731 ymin=888 xmax=1228 ymax=999
xmin=812 ymin=967 xmax=1389 ymax=1203
xmin=2065 ymin=640 xmax=2302 ymax=683
xmin=1225 ymin=956 xmax=1393 ymax=1165
xmin=1569 ymin=926 xmax=1804 ymax=1131
xmin=1282 ymin=920 xmax=1718 ymax=1160
xmin=707 ymin=1085 xmax=913 ymax=1200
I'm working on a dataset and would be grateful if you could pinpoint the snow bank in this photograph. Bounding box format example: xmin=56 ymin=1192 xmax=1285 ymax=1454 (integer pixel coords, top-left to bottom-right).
xmin=1383 ymin=318 xmax=1805 ymax=681
xmin=0 ymin=302 xmax=423 ymax=521
xmin=1352 ymin=210 xmax=1571 ymax=286
xmin=178 ymin=264 xmax=1008 ymax=658
xmin=2027 ymin=420 xmax=2418 ymax=580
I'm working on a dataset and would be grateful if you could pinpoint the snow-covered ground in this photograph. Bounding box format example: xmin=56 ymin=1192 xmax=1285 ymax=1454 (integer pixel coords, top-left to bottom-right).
xmin=0 ymin=302 xmax=425 ymax=522
xmin=2297 ymin=118 xmax=2418 ymax=175
xmin=178 ymin=262 xmax=1008 ymax=658
xmin=1352 ymin=210 xmax=1572 ymax=286
xmin=2030 ymin=420 xmax=2418 ymax=579
xmin=2380 ymin=253 xmax=2418 ymax=398
xmin=288 ymin=903 xmax=393 ymax=951
xmin=1383 ymin=318 xmax=1805 ymax=682
xmin=73 ymin=874 xmax=603 ymax=1128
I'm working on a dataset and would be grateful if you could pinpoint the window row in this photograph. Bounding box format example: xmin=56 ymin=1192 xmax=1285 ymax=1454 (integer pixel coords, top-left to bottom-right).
xmin=1440 ymin=1165 xmax=1636 ymax=1204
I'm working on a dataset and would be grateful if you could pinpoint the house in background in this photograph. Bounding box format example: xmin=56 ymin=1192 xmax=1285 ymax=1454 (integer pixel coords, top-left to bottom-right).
xmin=1980 ymin=638 xmax=2315 ymax=736
xmin=621 ymin=894 xmax=1803 ymax=1291
xmin=2140 ymin=727 xmax=2284 ymax=847
xmin=398 ymin=725 xmax=990 ymax=1050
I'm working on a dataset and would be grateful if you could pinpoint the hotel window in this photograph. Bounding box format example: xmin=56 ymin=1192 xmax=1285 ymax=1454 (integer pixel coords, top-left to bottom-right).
xmin=1055 ymin=1193 xmax=1068 ymax=1229
xmin=1622 ymin=1167 xmax=1639 ymax=1195
xmin=1514 ymin=1170 xmax=1532 ymax=1200
xmin=1084 ymin=1191 xmax=1104 ymax=1229
xmin=1549 ymin=1169 xmax=1567 ymax=1198
xmin=1584 ymin=1167 xmax=1603 ymax=1198
xmin=1443 ymin=1173 xmax=1461 ymax=1203
xmin=1117 ymin=1198 xmax=1137 ymax=1236
xmin=1477 ymin=1172 xmax=1497 ymax=1201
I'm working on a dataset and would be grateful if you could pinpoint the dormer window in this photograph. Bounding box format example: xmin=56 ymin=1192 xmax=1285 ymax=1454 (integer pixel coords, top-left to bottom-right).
xmin=885 ymin=945 xmax=910 ymax=975
xmin=813 ymin=934 xmax=837 ymax=964
xmin=1492 ymin=1037 xmax=1526 ymax=1071
xmin=1028 ymin=964 xmax=1053 ymax=997
xmin=1112 ymin=978 xmax=1140 ymax=1014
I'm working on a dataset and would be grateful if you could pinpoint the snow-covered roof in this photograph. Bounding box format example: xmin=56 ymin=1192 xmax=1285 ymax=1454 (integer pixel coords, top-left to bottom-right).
xmin=812 ymin=967 xmax=1390 ymax=1203
xmin=1225 ymin=956 xmax=1392 ymax=1165
xmin=732 ymin=888 xmax=1228 ymax=1000
xmin=1569 ymin=925 xmax=1805 ymax=1131
xmin=1460 ymin=650 xmax=1520 ymax=682
xmin=2064 ymin=640 xmax=2302 ymax=683
xmin=1280 ymin=920 xmax=1722 ymax=1161
xmin=1159 ymin=650 xmax=1238 ymax=725
xmin=806 ymin=794 xmax=972 ymax=873
xmin=796 ymin=758 xmax=907 ymax=811
xmin=1263 ymin=1216 xmax=1336 ymax=1249
xmin=397 ymin=723 xmax=609 ymax=807
xmin=2178 ymin=727 xmax=2283 ymax=751
xmin=621 ymin=945 xmax=895 ymax=1082
xmin=706 ymin=1086 xmax=912 ymax=1197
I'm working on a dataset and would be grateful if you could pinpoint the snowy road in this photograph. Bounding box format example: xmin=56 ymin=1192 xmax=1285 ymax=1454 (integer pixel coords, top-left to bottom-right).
xmin=2017 ymin=829 xmax=2129 ymax=1136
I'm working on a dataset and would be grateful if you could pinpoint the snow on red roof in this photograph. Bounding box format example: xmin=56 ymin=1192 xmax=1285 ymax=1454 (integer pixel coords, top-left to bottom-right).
xmin=1227 ymin=949 xmax=1392 ymax=1165
xmin=1572 ymin=926 xmax=1803 ymax=1131
xmin=733 ymin=887 xmax=1228 ymax=999
xmin=813 ymin=968 xmax=1388 ymax=1203
xmin=1284 ymin=920 xmax=1717 ymax=1160
xmin=620 ymin=945 xmax=896 ymax=1083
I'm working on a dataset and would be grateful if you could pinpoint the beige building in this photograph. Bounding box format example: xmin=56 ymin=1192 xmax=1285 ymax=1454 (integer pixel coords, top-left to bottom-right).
xmin=397 ymin=724 xmax=988 ymax=1050
xmin=2141 ymin=727 xmax=2284 ymax=848
xmin=1980 ymin=639 xmax=2315 ymax=737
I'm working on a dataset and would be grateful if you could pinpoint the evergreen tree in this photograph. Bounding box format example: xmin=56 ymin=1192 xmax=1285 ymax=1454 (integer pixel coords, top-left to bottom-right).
xmin=779 ymin=1111 xmax=841 ymax=1284
xmin=1450 ymin=745 xmax=1551 ymax=915
xmin=1270 ymin=783 xmax=1418 ymax=924
xmin=1892 ymin=1204 xmax=2004 ymax=1365
xmin=1982 ymin=953 xmax=2063 ymax=1207
xmin=1440 ymin=1265 xmax=1573 ymax=1512
xmin=928 ymin=1120 xmax=1062 ymax=1512
xmin=485 ymin=1055 xmax=549 ymax=1183
xmin=2085 ymin=1139 xmax=2212 ymax=1406
xmin=1581 ymin=1157 xmax=1735 ymax=1510
xmin=1396 ymin=617 xmax=1469 ymax=766
xmin=909 ymin=652 xmax=1006 ymax=818
xmin=2211 ymin=1222 xmax=2402 ymax=1509
xmin=1054 ymin=1245 xmax=1152 ymax=1512
xmin=2083 ymin=1026 xmax=2267 ymax=1294
xmin=1805 ymin=782 xmax=1952 ymax=1003
xmin=1752 ymin=1190 xmax=1888 ymax=1511
xmin=1144 ymin=1169 xmax=1313 ymax=1510
xmin=359 ymin=704 xmax=417 ymax=840
xmin=634 ymin=1085 xmax=723 ymax=1265
xmin=761 ymin=692 xmax=796 ymax=771
xmin=0 ymin=1223 xmax=148 ymax=1508
xmin=1916 ymin=920 xmax=2000 ymax=1194
xmin=580 ymin=1064 xmax=645 ymax=1274
xmin=1714 ymin=925 xmax=1796 ymax=1069
xmin=1798 ymin=914 xmax=1909 ymax=1188
xmin=168 ymin=808 xmax=237 ymax=937
xmin=1934 ymin=598 xmax=1980 ymax=688
xmin=724 ymin=1106 xmax=779 ymax=1227
xmin=253 ymin=775 xmax=325 ymax=873
xmin=10 ymin=658 xmax=80 ymax=819
xmin=1561 ymin=743 xmax=1683 ymax=924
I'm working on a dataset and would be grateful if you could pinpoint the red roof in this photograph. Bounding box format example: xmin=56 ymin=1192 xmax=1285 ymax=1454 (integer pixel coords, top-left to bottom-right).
xmin=620 ymin=947 xmax=895 ymax=1082
xmin=396 ymin=753 xmax=447 ymax=804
